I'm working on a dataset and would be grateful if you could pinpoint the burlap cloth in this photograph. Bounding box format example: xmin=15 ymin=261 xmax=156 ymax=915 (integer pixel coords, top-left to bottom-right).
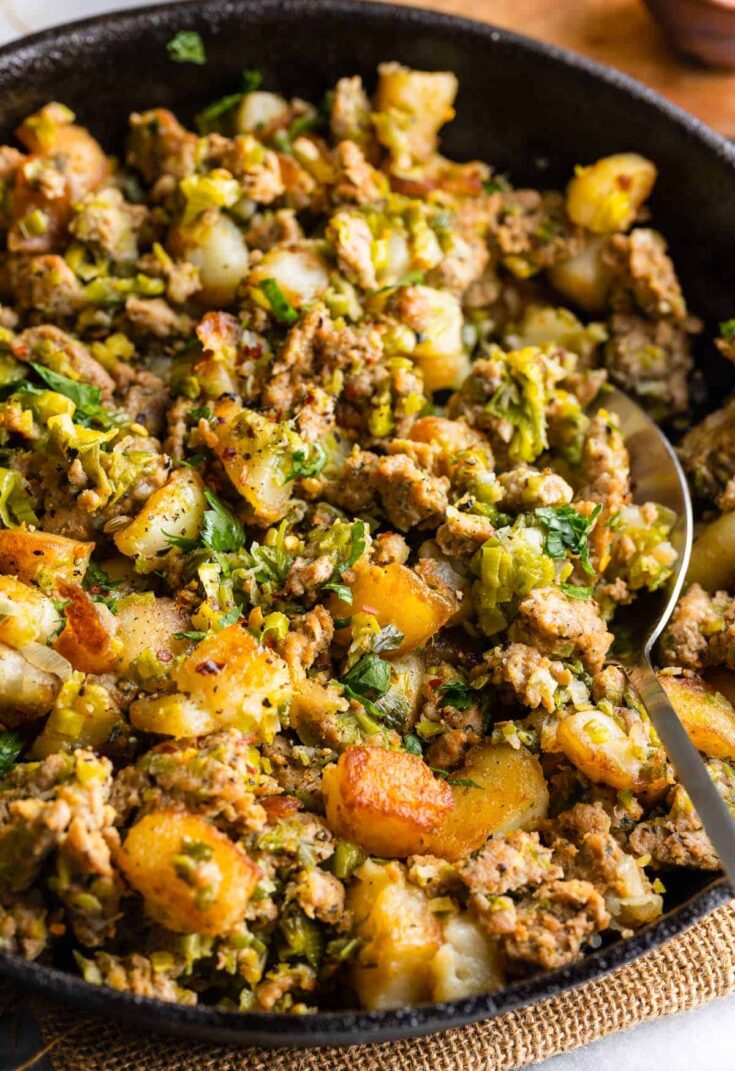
xmin=1 ymin=899 xmax=727 ymax=1070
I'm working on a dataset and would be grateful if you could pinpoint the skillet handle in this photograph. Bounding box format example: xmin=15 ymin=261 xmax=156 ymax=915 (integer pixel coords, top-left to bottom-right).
xmin=628 ymin=659 xmax=735 ymax=889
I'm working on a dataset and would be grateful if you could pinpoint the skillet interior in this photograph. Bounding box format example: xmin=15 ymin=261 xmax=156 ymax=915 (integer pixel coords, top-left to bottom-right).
xmin=0 ymin=0 xmax=732 ymax=1046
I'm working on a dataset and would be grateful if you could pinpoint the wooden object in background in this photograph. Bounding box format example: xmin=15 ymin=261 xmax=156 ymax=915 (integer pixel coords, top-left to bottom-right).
xmin=391 ymin=0 xmax=735 ymax=136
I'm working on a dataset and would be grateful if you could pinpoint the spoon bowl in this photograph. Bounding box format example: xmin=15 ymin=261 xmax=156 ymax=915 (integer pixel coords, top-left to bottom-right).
xmin=604 ymin=388 xmax=735 ymax=885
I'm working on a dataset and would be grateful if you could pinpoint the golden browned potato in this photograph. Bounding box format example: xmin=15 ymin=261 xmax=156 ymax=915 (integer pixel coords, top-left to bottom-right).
xmin=659 ymin=673 xmax=735 ymax=760
xmin=323 ymin=745 xmax=454 ymax=858
xmin=425 ymin=742 xmax=549 ymax=861
xmin=566 ymin=152 xmax=657 ymax=233
xmin=548 ymin=235 xmax=614 ymax=313
xmin=117 ymin=810 xmax=259 ymax=936
xmin=0 ymin=527 xmax=92 ymax=587
xmin=113 ymin=468 xmax=206 ymax=570
xmin=248 ymin=246 xmax=329 ymax=308
xmin=389 ymin=285 xmax=469 ymax=392
xmin=170 ymin=211 xmax=250 ymax=307
xmin=330 ymin=562 xmax=455 ymax=655
xmin=204 ymin=398 xmax=303 ymax=526
xmin=557 ymin=709 xmax=667 ymax=798
xmin=130 ymin=624 xmax=291 ymax=742
xmin=374 ymin=62 xmax=457 ymax=166
xmin=115 ymin=595 xmax=192 ymax=676
xmin=687 ymin=512 xmax=735 ymax=592
xmin=0 ymin=576 xmax=61 ymax=648
xmin=349 ymin=859 xmax=442 ymax=1010
xmin=53 ymin=581 xmax=121 ymax=675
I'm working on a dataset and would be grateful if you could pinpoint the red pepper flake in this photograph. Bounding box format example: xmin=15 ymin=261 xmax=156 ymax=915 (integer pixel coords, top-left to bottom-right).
xmin=429 ymin=677 xmax=444 ymax=688
xmin=222 ymin=447 xmax=236 ymax=460
xmin=195 ymin=659 xmax=224 ymax=676
xmin=157 ymin=650 xmax=173 ymax=663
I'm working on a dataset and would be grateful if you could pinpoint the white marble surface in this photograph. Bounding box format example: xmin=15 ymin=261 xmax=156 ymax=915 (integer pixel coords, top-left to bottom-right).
xmin=0 ymin=1 xmax=733 ymax=1068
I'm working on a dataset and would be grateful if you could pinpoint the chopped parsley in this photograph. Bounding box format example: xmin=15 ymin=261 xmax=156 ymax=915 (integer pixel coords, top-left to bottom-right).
xmin=173 ymin=629 xmax=207 ymax=642
xmin=259 ymin=278 xmax=299 ymax=325
xmin=322 ymin=520 xmax=367 ymax=603
xmin=535 ymin=504 xmax=602 ymax=575
xmin=437 ymin=679 xmax=474 ymax=710
xmin=30 ymin=364 xmax=120 ymax=429
xmin=167 ymin=30 xmax=206 ymax=65
xmin=0 ymin=730 xmax=23 ymax=779
xmin=82 ymin=562 xmax=122 ymax=609
xmin=201 ymin=490 xmax=245 ymax=553
xmin=287 ymin=442 xmax=327 ymax=482
xmin=341 ymin=653 xmax=392 ymax=720
xmin=403 ymin=734 xmax=423 ymax=756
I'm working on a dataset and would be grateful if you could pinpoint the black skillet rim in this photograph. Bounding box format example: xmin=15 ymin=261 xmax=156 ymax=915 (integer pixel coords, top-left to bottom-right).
xmin=0 ymin=0 xmax=732 ymax=1046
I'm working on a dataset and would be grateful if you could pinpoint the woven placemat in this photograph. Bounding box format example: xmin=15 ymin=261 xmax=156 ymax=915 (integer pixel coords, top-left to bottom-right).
xmin=16 ymin=901 xmax=733 ymax=1071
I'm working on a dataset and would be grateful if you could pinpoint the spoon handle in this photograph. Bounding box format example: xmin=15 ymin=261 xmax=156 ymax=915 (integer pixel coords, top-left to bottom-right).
xmin=629 ymin=660 xmax=735 ymax=889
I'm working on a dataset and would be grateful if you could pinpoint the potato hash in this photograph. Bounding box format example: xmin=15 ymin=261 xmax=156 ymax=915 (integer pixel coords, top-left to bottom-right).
xmin=0 ymin=49 xmax=732 ymax=1014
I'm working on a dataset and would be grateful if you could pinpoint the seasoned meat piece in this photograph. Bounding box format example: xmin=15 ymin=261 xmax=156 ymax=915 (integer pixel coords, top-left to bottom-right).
xmin=330 ymin=77 xmax=373 ymax=147
xmin=489 ymin=190 xmax=581 ymax=277
xmin=628 ymin=779 xmax=723 ymax=871
xmin=482 ymin=643 xmax=572 ymax=713
xmin=660 ymin=583 xmax=734 ymax=670
xmin=605 ymin=312 xmax=693 ymax=419
xmin=4 ymin=254 xmax=85 ymax=316
xmin=498 ymin=466 xmax=573 ymax=511
xmin=678 ymin=395 xmax=735 ymax=507
xmin=487 ymin=879 xmax=610 ymax=971
xmin=372 ymin=454 xmax=450 ymax=532
xmin=460 ymin=830 xmax=561 ymax=898
xmin=576 ymin=409 xmax=630 ymax=514
xmin=436 ymin=506 xmax=496 ymax=557
xmin=291 ymin=866 xmax=347 ymax=926
xmin=607 ymin=228 xmax=687 ymax=322
xmin=0 ymin=891 xmax=48 ymax=960
xmin=114 ymin=365 xmax=170 ymax=435
xmin=511 ymin=587 xmax=613 ymax=674
xmin=274 ymin=606 xmax=334 ymax=676
xmin=127 ymin=108 xmax=196 ymax=182
xmin=125 ymin=296 xmax=192 ymax=338
xmin=76 ymin=951 xmax=195 ymax=1004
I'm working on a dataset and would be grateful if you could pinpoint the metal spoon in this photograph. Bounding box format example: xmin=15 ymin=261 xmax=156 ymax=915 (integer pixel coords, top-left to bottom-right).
xmin=604 ymin=388 xmax=735 ymax=886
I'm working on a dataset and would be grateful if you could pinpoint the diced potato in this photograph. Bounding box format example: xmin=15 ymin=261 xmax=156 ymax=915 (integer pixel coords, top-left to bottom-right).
xmin=114 ymin=468 xmax=206 ymax=569
xmin=659 ymin=673 xmax=735 ymax=761
xmin=349 ymin=858 xmax=442 ymax=1010
xmin=426 ymin=743 xmax=549 ymax=861
xmin=249 ymin=246 xmax=329 ymax=307
xmin=374 ymin=63 xmax=458 ymax=166
xmin=557 ymin=709 xmax=665 ymax=796
xmin=205 ymin=399 xmax=303 ymax=526
xmin=0 ymin=642 xmax=60 ymax=724
xmin=322 ymin=745 xmax=454 ymax=858
xmin=117 ymin=810 xmax=259 ymax=936
xmin=129 ymin=694 xmax=218 ymax=739
xmin=390 ymin=285 xmax=467 ymax=391
xmin=115 ymin=595 xmax=191 ymax=676
xmin=234 ymin=91 xmax=290 ymax=135
xmin=131 ymin=624 xmax=291 ymax=742
xmin=32 ymin=675 xmax=120 ymax=758
xmin=566 ymin=153 xmax=657 ymax=234
xmin=330 ymin=562 xmax=455 ymax=656
xmin=53 ymin=581 xmax=121 ymax=674
xmin=289 ymin=678 xmax=350 ymax=747
xmin=548 ymin=235 xmax=614 ymax=313
xmin=687 ymin=512 xmax=735 ymax=592
xmin=0 ymin=576 xmax=61 ymax=648
xmin=171 ymin=211 xmax=249 ymax=307
xmin=429 ymin=911 xmax=505 ymax=1001
xmin=0 ymin=527 xmax=92 ymax=587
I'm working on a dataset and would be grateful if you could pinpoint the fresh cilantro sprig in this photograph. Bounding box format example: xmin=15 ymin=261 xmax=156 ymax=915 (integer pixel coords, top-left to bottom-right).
xmin=167 ymin=30 xmax=207 ymax=65
xmin=164 ymin=488 xmax=243 ymax=555
xmin=535 ymin=504 xmax=602 ymax=576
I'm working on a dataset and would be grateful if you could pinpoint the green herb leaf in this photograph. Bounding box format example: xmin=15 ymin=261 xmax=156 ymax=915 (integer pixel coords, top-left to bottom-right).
xmin=219 ymin=605 xmax=242 ymax=627
xmin=202 ymin=490 xmax=244 ymax=553
xmin=167 ymin=30 xmax=206 ymax=65
xmin=173 ymin=452 xmax=210 ymax=469
xmin=194 ymin=69 xmax=262 ymax=134
xmin=371 ymin=625 xmax=404 ymax=654
xmin=535 ymin=504 xmax=602 ymax=575
xmin=446 ymin=776 xmax=482 ymax=788
xmin=188 ymin=406 xmax=213 ymax=424
xmin=173 ymin=630 xmax=207 ymax=641
xmin=30 ymin=363 xmax=119 ymax=429
xmin=323 ymin=581 xmax=351 ymax=602
xmin=721 ymin=318 xmax=735 ymax=340
xmin=259 ymin=278 xmax=299 ymax=325
xmin=437 ymin=679 xmax=474 ymax=710
xmin=286 ymin=442 xmax=327 ymax=482
xmin=559 ymin=582 xmax=593 ymax=600
xmin=163 ymin=531 xmax=200 ymax=552
xmin=403 ymin=734 xmax=423 ymax=756
xmin=343 ymin=520 xmax=366 ymax=573
xmin=342 ymin=654 xmax=391 ymax=700
xmin=333 ymin=616 xmax=352 ymax=630
xmin=82 ymin=561 xmax=122 ymax=609
xmin=0 ymin=730 xmax=23 ymax=778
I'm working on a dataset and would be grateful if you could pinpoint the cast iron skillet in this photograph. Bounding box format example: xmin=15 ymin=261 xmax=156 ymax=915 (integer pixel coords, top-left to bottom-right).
xmin=0 ymin=0 xmax=733 ymax=1048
